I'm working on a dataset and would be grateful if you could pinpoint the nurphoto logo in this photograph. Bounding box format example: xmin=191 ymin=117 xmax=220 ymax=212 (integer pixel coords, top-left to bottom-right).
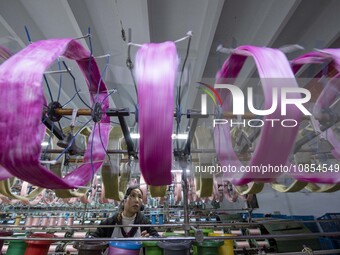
xmin=199 ymin=81 xmax=312 ymax=128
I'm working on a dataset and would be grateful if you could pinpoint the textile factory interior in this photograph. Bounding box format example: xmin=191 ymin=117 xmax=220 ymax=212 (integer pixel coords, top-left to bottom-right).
xmin=0 ymin=0 xmax=340 ymax=254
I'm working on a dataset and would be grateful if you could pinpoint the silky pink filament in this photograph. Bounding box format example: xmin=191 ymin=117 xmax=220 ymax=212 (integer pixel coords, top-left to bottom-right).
xmin=290 ymin=49 xmax=340 ymax=184
xmin=0 ymin=38 xmax=110 ymax=189
xmin=135 ymin=42 xmax=178 ymax=185
xmin=0 ymin=45 xmax=14 ymax=180
xmin=214 ymin=46 xmax=302 ymax=185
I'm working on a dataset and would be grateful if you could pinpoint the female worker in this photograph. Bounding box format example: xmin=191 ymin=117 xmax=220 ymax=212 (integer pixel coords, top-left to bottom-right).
xmin=90 ymin=185 xmax=159 ymax=238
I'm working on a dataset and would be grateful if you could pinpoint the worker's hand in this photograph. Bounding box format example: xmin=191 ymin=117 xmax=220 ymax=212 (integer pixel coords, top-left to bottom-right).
xmin=141 ymin=230 xmax=150 ymax=237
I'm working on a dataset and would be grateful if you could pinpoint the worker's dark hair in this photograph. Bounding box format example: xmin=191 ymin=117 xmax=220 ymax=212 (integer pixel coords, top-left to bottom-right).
xmin=124 ymin=185 xmax=144 ymax=199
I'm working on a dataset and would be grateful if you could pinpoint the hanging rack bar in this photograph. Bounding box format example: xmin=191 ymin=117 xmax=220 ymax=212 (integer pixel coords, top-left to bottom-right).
xmin=43 ymin=149 xmax=128 ymax=154
xmin=127 ymin=42 xmax=142 ymax=48
xmin=44 ymin=69 xmax=71 ymax=75
xmin=279 ymin=44 xmax=304 ymax=53
xmin=71 ymin=53 xmax=111 ymax=61
xmin=47 ymin=107 xmax=335 ymax=123
xmin=216 ymin=44 xmax=304 ymax=55
xmin=127 ymin=31 xmax=192 ymax=49
xmin=266 ymin=250 xmax=340 ymax=255
xmin=126 ymin=31 xmax=193 ymax=70
xmin=174 ymin=31 xmax=193 ymax=44
xmin=54 ymin=108 xmax=92 ymax=116
xmin=0 ymin=231 xmax=338 ymax=241
xmin=42 ymin=144 xmax=334 ymax=155
xmin=2 ymin=217 xmax=339 ymax=229
xmin=74 ymin=33 xmax=91 ymax=40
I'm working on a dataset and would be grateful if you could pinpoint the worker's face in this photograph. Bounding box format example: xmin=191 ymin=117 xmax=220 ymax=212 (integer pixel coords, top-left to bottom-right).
xmin=124 ymin=189 xmax=143 ymax=215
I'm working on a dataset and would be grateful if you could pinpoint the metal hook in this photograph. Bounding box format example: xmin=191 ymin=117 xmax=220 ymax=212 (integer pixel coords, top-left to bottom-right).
xmin=279 ymin=44 xmax=304 ymax=53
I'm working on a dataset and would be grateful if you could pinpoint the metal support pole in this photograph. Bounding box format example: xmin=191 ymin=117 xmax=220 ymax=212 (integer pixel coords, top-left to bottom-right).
xmin=174 ymin=112 xmax=201 ymax=236
xmin=179 ymin=158 xmax=190 ymax=236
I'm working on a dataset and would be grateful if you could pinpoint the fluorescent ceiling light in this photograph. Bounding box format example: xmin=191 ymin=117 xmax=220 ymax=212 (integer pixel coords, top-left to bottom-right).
xmin=171 ymin=169 xmax=191 ymax=173
xmin=130 ymin=133 xmax=140 ymax=139
xmin=130 ymin=133 xmax=188 ymax=139
xmin=171 ymin=134 xmax=188 ymax=140
xmin=41 ymin=141 xmax=49 ymax=146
